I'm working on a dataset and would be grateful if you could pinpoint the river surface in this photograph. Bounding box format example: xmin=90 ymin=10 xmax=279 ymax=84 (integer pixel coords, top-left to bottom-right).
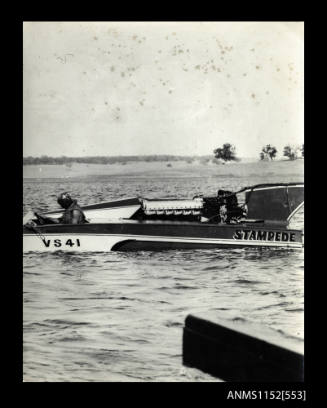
xmin=23 ymin=165 xmax=304 ymax=382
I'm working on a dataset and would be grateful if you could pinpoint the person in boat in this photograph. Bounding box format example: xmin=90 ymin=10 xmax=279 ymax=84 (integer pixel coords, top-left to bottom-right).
xmin=33 ymin=192 xmax=87 ymax=225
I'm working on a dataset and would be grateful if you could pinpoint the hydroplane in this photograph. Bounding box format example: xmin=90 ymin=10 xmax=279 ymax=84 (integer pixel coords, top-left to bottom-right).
xmin=23 ymin=183 xmax=304 ymax=252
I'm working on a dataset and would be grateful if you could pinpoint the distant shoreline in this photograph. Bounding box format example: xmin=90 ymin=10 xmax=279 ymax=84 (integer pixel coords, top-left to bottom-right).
xmin=23 ymin=155 xmax=213 ymax=166
xmin=23 ymin=159 xmax=304 ymax=180
xmin=23 ymin=155 xmax=304 ymax=166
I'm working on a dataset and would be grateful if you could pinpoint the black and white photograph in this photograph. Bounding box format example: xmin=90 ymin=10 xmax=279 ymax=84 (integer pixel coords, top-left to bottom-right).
xmin=23 ymin=21 xmax=304 ymax=385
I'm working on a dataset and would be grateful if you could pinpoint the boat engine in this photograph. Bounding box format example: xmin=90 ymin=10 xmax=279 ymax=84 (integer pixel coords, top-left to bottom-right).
xmin=135 ymin=191 xmax=246 ymax=223
xmin=138 ymin=198 xmax=204 ymax=221
xmin=202 ymin=190 xmax=246 ymax=223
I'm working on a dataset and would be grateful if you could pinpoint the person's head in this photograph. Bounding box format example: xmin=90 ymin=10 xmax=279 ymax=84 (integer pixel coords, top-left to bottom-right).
xmin=57 ymin=192 xmax=74 ymax=209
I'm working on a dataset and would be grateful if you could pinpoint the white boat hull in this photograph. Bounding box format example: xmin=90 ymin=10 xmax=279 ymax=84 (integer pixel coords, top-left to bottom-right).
xmin=23 ymin=232 xmax=303 ymax=252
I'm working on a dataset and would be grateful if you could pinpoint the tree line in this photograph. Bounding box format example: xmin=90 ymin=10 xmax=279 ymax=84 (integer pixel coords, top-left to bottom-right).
xmin=259 ymin=144 xmax=304 ymax=161
xmin=213 ymin=143 xmax=304 ymax=162
xmin=23 ymin=144 xmax=304 ymax=165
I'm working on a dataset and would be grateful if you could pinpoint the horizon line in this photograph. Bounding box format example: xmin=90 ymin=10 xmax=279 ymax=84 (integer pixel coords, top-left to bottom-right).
xmin=23 ymin=154 xmax=259 ymax=159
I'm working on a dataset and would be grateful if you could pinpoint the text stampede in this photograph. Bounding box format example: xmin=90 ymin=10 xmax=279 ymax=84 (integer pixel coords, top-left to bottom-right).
xmin=233 ymin=229 xmax=295 ymax=242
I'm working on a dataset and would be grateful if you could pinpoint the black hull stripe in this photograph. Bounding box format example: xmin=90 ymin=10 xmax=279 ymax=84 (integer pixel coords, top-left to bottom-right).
xmin=23 ymin=223 xmax=302 ymax=245
xmin=110 ymin=240 xmax=295 ymax=251
xmin=23 ymin=222 xmax=300 ymax=232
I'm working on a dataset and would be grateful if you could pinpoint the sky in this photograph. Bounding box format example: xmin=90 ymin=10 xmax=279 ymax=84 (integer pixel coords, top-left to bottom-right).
xmin=23 ymin=21 xmax=304 ymax=158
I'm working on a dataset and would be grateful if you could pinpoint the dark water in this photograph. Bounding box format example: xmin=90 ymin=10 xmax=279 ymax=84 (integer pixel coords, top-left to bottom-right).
xmin=23 ymin=172 xmax=304 ymax=382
